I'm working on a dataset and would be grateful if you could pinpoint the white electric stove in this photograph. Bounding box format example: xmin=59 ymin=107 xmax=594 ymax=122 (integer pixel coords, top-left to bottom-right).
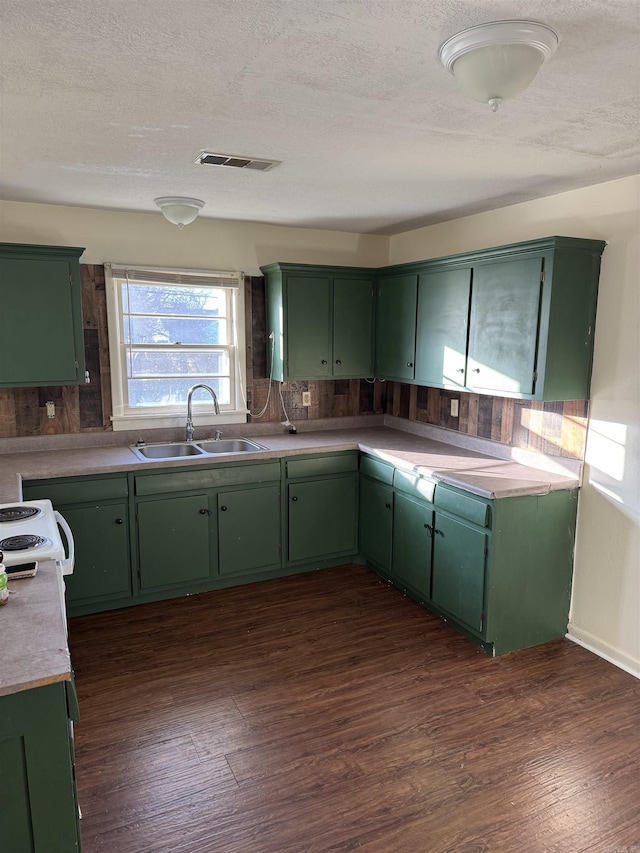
xmin=0 ymin=499 xmax=75 ymax=576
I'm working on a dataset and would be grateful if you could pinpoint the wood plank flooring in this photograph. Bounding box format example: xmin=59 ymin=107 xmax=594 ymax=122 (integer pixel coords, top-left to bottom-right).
xmin=68 ymin=565 xmax=640 ymax=853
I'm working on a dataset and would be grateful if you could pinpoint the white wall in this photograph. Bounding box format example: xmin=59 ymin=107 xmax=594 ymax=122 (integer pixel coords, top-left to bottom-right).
xmin=390 ymin=175 xmax=640 ymax=676
xmin=0 ymin=200 xmax=389 ymax=272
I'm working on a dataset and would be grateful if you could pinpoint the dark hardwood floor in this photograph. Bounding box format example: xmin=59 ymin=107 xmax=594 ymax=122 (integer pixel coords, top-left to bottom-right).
xmin=69 ymin=565 xmax=640 ymax=853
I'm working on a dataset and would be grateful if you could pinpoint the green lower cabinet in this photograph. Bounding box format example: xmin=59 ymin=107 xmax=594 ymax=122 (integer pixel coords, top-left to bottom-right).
xmin=218 ymin=484 xmax=281 ymax=576
xmin=288 ymin=476 xmax=358 ymax=563
xmin=392 ymin=492 xmax=434 ymax=599
xmin=1 ymin=681 xmax=81 ymax=852
xmin=358 ymin=477 xmax=393 ymax=572
xmin=430 ymin=513 xmax=487 ymax=633
xmin=62 ymin=503 xmax=131 ymax=608
xmin=137 ymin=494 xmax=213 ymax=591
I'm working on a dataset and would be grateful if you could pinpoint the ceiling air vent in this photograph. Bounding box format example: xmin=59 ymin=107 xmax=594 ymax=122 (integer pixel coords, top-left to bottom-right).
xmin=194 ymin=152 xmax=280 ymax=171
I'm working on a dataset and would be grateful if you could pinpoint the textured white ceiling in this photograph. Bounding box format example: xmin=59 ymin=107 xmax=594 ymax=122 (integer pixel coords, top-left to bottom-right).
xmin=1 ymin=0 xmax=639 ymax=234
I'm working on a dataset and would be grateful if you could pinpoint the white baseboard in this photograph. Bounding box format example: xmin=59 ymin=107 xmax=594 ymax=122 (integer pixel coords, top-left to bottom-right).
xmin=566 ymin=627 xmax=640 ymax=680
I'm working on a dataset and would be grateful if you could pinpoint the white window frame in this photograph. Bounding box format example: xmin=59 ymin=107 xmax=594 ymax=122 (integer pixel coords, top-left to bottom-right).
xmin=105 ymin=263 xmax=248 ymax=432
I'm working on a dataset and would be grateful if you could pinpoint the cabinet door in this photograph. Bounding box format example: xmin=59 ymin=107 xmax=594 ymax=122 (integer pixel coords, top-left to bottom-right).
xmin=0 ymin=257 xmax=81 ymax=386
xmin=285 ymin=275 xmax=332 ymax=378
xmin=375 ymin=274 xmax=418 ymax=380
xmin=392 ymin=493 xmax=434 ymax=598
xmin=62 ymin=503 xmax=131 ymax=606
xmin=333 ymin=277 xmax=374 ymax=377
xmin=2 ymin=683 xmax=80 ymax=853
xmin=415 ymin=268 xmax=471 ymax=388
xmin=288 ymin=476 xmax=357 ymax=563
xmin=137 ymin=494 xmax=211 ymax=590
xmin=431 ymin=513 xmax=487 ymax=633
xmin=467 ymin=257 xmax=543 ymax=395
xmin=218 ymin=485 xmax=281 ymax=576
xmin=358 ymin=477 xmax=393 ymax=572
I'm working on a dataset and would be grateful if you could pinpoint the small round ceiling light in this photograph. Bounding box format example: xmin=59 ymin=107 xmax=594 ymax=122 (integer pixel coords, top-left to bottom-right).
xmin=439 ymin=20 xmax=559 ymax=112
xmin=154 ymin=196 xmax=205 ymax=228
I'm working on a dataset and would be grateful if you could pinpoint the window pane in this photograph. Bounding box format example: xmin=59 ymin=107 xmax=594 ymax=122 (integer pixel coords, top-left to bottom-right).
xmin=125 ymin=317 xmax=227 ymax=345
xmin=127 ymin=349 xmax=229 ymax=377
xmin=128 ymin=377 xmax=231 ymax=408
xmin=122 ymin=283 xmax=226 ymax=317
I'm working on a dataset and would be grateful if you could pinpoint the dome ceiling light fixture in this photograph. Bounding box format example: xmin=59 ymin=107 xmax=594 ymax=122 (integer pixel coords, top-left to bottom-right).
xmin=438 ymin=20 xmax=559 ymax=112
xmin=154 ymin=196 xmax=205 ymax=229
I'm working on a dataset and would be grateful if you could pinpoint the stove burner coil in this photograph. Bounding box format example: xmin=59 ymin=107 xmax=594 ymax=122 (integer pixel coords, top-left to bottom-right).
xmin=0 ymin=534 xmax=48 ymax=552
xmin=0 ymin=506 xmax=42 ymax=523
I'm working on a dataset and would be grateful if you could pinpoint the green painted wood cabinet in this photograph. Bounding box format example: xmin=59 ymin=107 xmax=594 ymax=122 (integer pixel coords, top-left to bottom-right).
xmin=217 ymin=484 xmax=281 ymax=576
xmin=374 ymin=272 xmax=418 ymax=381
xmin=381 ymin=236 xmax=606 ymax=401
xmin=359 ymin=453 xmax=578 ymax=655
xmin=0 ymin=243 xmax=86 ymax=387
xmin=286 ymin=453 xmax=359 ymax=564
xmin=22 ymin=475 xmax=132 ymax=616
xmin=261 ymin=263 xmax=375 ymax=381
xmin=1 ymin=681 xmax=81 ymax=852
xmin=137 ymin=493 xmax=213 ymax=591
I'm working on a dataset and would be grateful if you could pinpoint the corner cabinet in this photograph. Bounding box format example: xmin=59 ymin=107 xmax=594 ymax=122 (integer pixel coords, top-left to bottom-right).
xmin=0 ymin=242 xmax=86 ymax=387
xmin=381 ymin=236 xmax=606 ymax=401
xmin=262 ymin=263 xmax=376 ymax=381
xmin=359 ymin=454 xmax=578 ymax=655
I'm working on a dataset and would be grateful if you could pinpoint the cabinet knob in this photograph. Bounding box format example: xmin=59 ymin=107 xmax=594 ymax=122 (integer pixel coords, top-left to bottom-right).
xmin=385 ymin=502 xmax=391 ymax=509
xmin=220 ymin=506 xmax=227 ymax=512
xmin=199 ymin=508 xmax=211 ymax=515
xmin=321 ymin=359 xmax=328 ymax=365
xmin=424 ymin=523 xmax=433 ymax=536
xmin=472 ymin=368 xmax=480 ymax=373
xmin=335 ymin=359 xmax=342 ymax=365
xmin=292 ymin=496 xmax=298 ymax=502
xmin=434 ymin=528 xmax=443 ymax=536
xmin=456 ymin=368 xmax=464 ymax=373
xmin=115 ymin=518 xmax=124 ymax=524
xmin=407 ymin=362 xmax=413 ymax=368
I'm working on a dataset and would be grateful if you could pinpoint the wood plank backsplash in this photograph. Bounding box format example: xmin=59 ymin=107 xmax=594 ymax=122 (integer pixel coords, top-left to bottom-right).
xmin=0 ymin=267 xmax=587 ymax=459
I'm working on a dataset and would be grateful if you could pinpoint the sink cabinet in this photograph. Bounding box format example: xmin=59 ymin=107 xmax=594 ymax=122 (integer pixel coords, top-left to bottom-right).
xmin=22 ymin=474 xmax=132 ymax=616
xmin=1 ymin=680 xmax=81 ymax=853
xmin=217 ymin=484 xmax=281 ymax=576
xmin=286 ymin=453 xmax=359 ymax=564
xmin=0 ymin=242 xmax=86 ymax=387
xmin=262 ymin=263 xmax=376 ymax=380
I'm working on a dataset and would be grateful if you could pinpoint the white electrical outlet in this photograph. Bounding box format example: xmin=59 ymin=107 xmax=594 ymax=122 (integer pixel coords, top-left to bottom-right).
xmin=302 ymin=391 xmax=311 ymax=407
xmin=451 ymin=399 xmax=459 ymax=417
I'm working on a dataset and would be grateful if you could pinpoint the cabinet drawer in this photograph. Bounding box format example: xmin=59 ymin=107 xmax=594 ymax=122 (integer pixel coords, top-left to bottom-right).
xmin=434 ymin=486 xmax=491 ymax=528
xmin=286 ymin=453 xmax=358 ymax=480
xmin=23 ymin=476 xmax=128 ymax=504
xmin=393 ymin=469 xmax=436 ymax=503
xmin=135 ymin=462 xmax=280 ymax=496
xmin=359 ymin=455 xmax=394 ymax=485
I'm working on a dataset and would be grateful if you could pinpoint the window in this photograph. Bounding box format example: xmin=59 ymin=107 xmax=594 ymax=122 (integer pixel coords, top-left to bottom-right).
xmin=105 ymin=264 xmax=247 ymax=431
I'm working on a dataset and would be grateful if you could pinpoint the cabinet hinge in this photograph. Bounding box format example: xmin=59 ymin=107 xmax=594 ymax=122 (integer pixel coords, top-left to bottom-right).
xmin=540 ymin=269 xmax=545 ymax=283
xmin=480 ymin=609 xmax=485 ymax=630
xmin=69 ymin=273 xmax=73 ymax=287
xmin=74 ymin=359 xmax=79 ymax=369
xmin=533 ymin=370 xmax=538 ymax=384
xmin=484 ymin=545 xmax=488 ymax=558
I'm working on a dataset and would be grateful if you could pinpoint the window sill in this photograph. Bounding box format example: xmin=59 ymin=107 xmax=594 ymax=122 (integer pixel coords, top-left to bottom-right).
xmin=111 ymin=411 xmax=249 ymax=432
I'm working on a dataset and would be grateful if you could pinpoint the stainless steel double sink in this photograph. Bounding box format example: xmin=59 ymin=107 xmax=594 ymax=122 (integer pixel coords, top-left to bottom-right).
xmin=130 ymin=438 xmax=266 ymax=462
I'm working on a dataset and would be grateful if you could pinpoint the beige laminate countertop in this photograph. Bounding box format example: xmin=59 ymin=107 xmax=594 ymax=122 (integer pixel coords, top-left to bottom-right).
xmin=0 ymin=425 xmax=580 ymax=504
xmin=1 ymin=562 xmax=71 ymax=697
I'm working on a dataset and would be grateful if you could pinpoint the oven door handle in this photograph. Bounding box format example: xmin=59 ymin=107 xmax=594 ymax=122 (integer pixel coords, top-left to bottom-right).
xmin=54 ymin=510 xmax=75 ymax=575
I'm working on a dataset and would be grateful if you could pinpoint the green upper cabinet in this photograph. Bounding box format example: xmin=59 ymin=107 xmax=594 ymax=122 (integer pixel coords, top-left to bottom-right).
xmin=0 ymin=243 xmax=86 ymax=387
xmin=375 ymin=273 xmax=418 ymax=381
xmin=415 ymin=267 xmax=471 ymax=388
xmin=466 ymin=256 xmax=543 ymax=396
xmin=380 ymin=236 xmax=605 ymax=401
xmin=261 ymin=263 xmax=375 ymax=381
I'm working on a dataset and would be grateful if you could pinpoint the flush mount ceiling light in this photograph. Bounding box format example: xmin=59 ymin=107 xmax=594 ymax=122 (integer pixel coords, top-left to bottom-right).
xmin=154 ymin=196 xmax=204 ymax=229
xmin=439 ymin=20 xmax=559 ymax=112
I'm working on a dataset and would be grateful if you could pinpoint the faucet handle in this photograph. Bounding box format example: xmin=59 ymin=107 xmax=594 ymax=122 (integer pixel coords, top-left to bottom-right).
xmin=214 ymin=429 xmax=223 ymax=441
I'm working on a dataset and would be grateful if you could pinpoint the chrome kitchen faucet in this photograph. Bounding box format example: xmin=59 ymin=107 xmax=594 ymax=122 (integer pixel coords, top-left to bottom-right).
xmin=186 ymin=384 xmax=220 ymax=441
